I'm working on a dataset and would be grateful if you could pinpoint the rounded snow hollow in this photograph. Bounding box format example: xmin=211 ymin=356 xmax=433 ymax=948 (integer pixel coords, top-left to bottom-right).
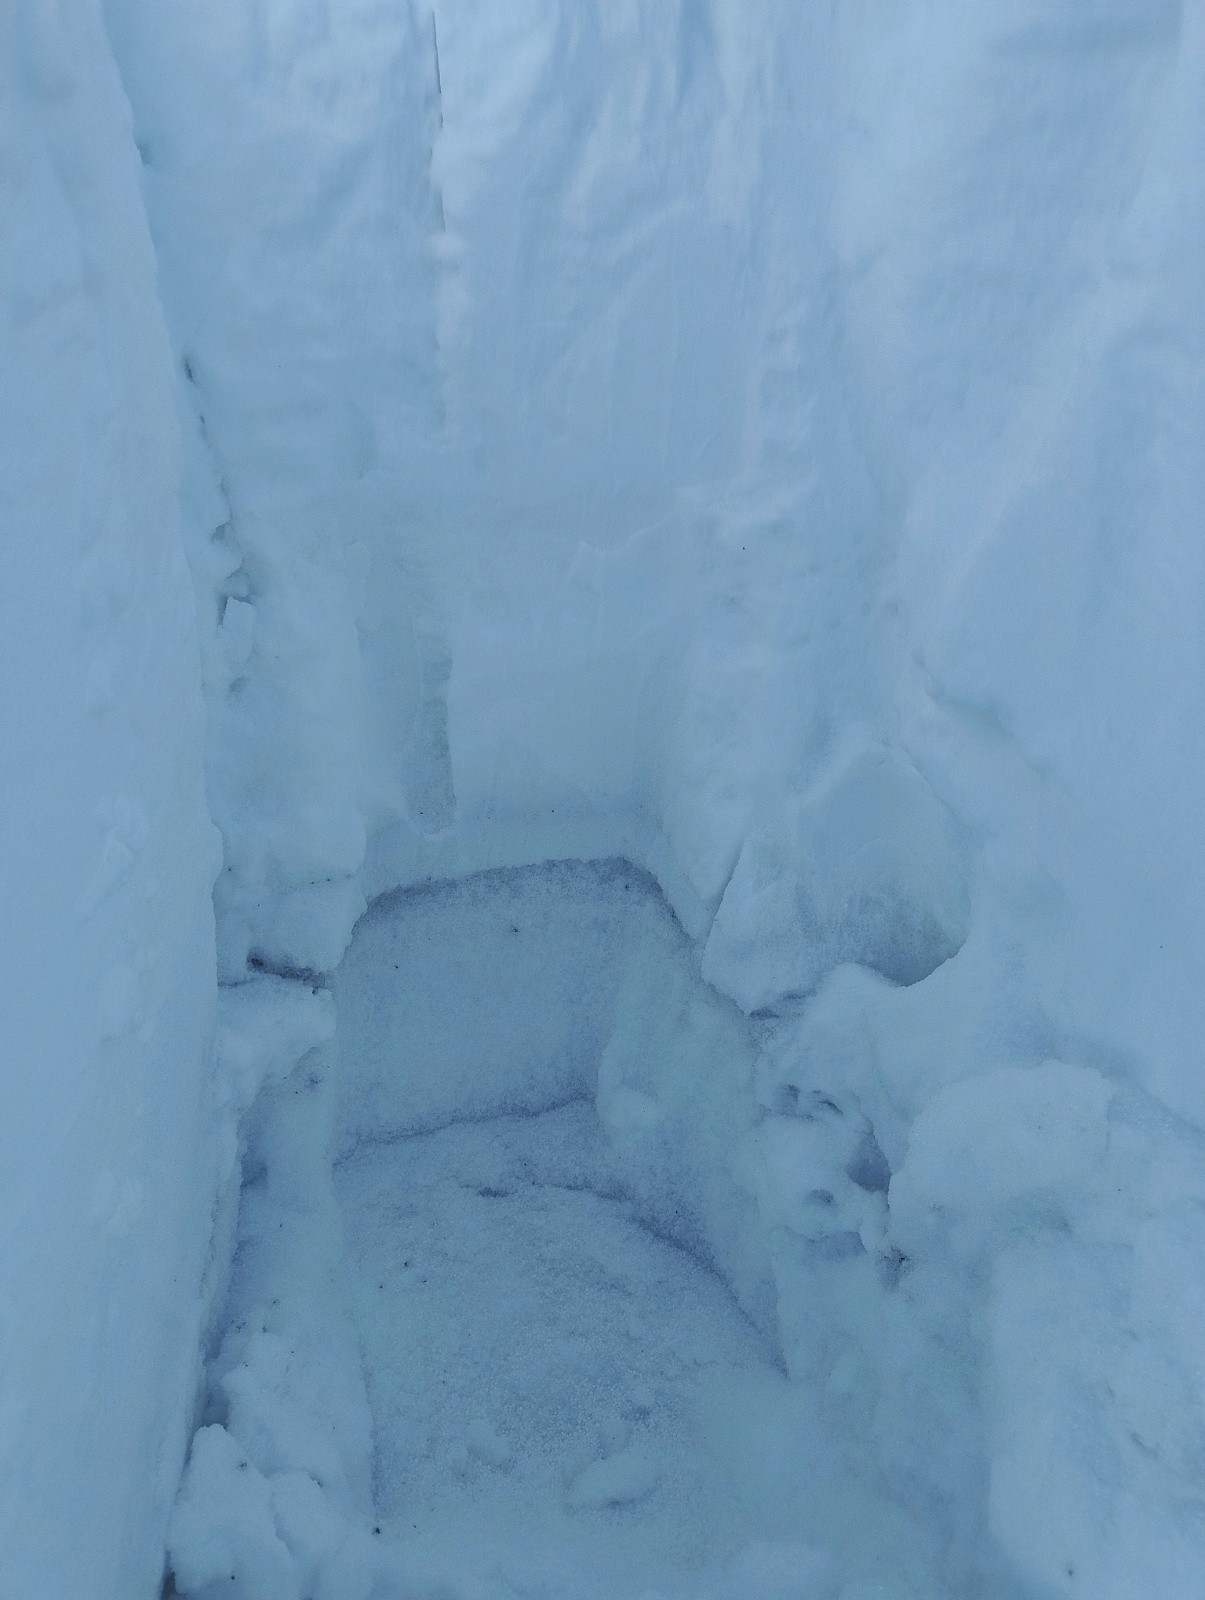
xmin=331 ymin=861 xmax=817 ymax=1597
xmin=181 ymin=861 xmax=933 ymax=1600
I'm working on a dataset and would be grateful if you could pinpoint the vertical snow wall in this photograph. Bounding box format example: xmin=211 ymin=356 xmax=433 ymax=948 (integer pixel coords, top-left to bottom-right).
xmin=0 ymin=5 xmax=217 ymax=1597
xmin=1 ymin=1 xmax=1202 ymax=1596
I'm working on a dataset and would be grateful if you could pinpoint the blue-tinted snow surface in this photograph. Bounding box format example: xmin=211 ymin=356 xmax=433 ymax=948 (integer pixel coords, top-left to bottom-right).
xmin=336 ymin=1101 xmax=786 ymax=1598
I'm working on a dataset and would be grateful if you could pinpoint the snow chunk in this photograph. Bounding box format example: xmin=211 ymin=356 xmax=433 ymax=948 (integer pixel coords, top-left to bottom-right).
xmin=169 ymin=1426 xmax=300 ymax=1600
xmin=738 ymin=1107 xmax=886 ymax=1255
xmin=216 ymin=975 xmax=335 ymax=1119
xmin=705 ymin=739 xmax=969 ymax=1013
xmin=252 ymin=878 xmax=368 ymax=978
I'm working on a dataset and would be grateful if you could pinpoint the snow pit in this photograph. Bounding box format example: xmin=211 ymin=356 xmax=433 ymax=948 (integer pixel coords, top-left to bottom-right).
xmin=7 ymin=4 xmax=1203 ymax=1597
xmin=174 ymin=861 xmax=935 ymax=1599
xmin=331 ymin=861 xmax=809 ymax=1598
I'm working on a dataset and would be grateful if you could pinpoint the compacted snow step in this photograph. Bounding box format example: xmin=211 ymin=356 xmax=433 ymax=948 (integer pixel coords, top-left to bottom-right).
xmin=335 ymin=1101 xmax=787 ymax=1598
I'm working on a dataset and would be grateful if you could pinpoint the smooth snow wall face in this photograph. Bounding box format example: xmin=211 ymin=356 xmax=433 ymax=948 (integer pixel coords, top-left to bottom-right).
xmin=336 ymin=861 xmax=657 ymax=1149
xmin=0 ymin=6 xmax=218 ymax=1597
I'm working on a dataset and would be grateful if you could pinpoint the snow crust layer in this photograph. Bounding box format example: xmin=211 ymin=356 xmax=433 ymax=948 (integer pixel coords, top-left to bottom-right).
xmin=1 ymin=0 xmax=1201 ymax=1596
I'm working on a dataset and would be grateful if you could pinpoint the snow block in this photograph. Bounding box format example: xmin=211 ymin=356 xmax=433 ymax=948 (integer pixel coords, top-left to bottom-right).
xmin=252 ymin=878 xmax=368 ymax=979
xmin=169 ymin=1427 xmax=300 ymax=1600
xmin=705 ymin=741 xmax=969 ymax=1012
xmin=215 ymin=976 xmax=335 ymax=1121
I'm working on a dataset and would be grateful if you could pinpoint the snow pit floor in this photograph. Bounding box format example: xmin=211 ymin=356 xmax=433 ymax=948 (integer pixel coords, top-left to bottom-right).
xmin=335 ymin=1099 xmax=794 ymax=1599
